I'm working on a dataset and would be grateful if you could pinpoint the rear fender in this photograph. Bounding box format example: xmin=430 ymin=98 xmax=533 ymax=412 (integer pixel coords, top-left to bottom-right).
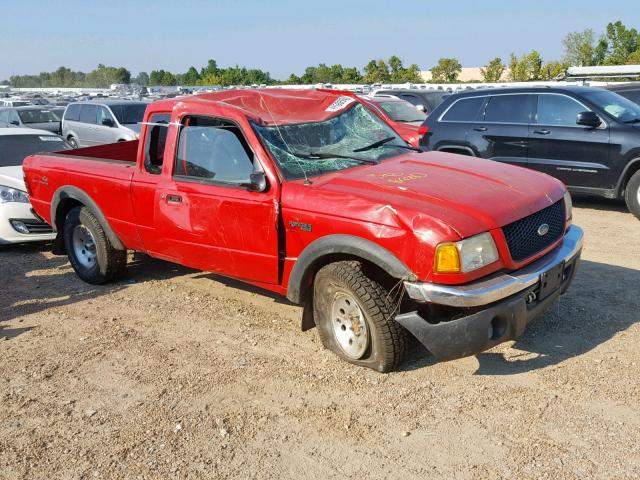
xmin=50 ymin=186 xmax=125 ymax=251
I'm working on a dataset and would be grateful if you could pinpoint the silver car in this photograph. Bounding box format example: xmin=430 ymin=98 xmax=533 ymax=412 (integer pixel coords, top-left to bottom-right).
xmin=62 ymin=100 xmax=148 ymax=147
xmin=0 ymin=106 xmax=61 ymax=134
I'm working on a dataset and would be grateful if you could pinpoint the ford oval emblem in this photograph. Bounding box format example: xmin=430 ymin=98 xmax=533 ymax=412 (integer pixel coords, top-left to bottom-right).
xmin=537 ymin=223 xmax=550 ymax=236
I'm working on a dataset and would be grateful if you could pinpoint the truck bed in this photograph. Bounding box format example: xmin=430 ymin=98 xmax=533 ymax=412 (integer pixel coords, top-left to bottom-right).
xmin=59 ymin=140 xmax=139 ymax=163
xmin=23 ymin=140 xmax=142 ymax=250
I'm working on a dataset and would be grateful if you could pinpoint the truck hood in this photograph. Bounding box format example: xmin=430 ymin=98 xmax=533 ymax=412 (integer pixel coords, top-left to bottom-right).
xmin=283 ymin=151 xmax=565 ymax=240
xmin=0 ymin=166 xmax=26 ymax=191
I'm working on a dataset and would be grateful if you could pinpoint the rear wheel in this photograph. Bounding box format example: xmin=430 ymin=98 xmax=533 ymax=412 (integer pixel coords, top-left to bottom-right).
xmin=313 ymin=261 xmax=408 ymax=372
xmin=624 ymin=169 xmax=640 ymax=220
xmin=63 ymin=206 xmax=126 ymax=284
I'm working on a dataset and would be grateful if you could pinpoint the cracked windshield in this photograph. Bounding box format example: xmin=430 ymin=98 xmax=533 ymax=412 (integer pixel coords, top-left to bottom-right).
xmin=252 ymin=102 xmax=411 ymax=180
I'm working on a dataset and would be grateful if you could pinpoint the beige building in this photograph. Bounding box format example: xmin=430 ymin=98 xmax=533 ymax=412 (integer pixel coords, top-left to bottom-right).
xmin=421 ymin=67 xmax=510 ymax=82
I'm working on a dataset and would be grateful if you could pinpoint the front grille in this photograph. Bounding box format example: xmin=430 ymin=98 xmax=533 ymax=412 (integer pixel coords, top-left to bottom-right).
xmin=502 ymin=200 xmax=565 ymax=262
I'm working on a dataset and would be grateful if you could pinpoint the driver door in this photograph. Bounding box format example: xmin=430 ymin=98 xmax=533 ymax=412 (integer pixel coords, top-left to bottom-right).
xmin=154 ymin=115 xmax=280 ymax=285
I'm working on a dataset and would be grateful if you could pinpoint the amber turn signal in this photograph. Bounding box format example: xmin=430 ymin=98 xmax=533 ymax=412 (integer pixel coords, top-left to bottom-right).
xmin=434 ymin=243 xmax=461 ymax=273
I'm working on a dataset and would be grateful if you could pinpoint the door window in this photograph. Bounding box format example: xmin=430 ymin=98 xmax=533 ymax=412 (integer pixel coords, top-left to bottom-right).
xmin=9 ymin=110 xmax=21 ymax=124
xmin=173 ymin=118 xmax=254 ymax=185
xmin=143 ymin=113 xmax=170 ymax=174
xmin=79 ymin=105 xmax=98 ymax=124
xmin=483 ymin=94 xmax=533 ymax=124
xmin=0 ymin=110 xmax=8 ymax=123
xmin=536 ymin=95 xmax=586 ymax=126
xmin=64 ymin=103 xmax=81 ymax=121
xmin=441 ymin=96 xmax=485 ymax=122
xmin=97 ymin=106 xmax=115 ymax=126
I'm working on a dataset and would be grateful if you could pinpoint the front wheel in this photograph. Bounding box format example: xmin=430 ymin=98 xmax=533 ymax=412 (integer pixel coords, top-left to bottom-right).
xmin=67 ymin=136 xmax=79 ymax=148
xmin=63 ymin=206 xmax=126 ymax=284
xmin=313 ymin=261 xmax=408 ymax=372
xmin=625 ymin=169 xmax=640 ymax=220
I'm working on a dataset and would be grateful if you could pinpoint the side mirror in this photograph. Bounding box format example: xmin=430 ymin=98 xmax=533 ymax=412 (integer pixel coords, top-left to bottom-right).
xmin=10 ymin=120 xmax=19 ymax=126
xmin=576 ymin=111 xmax=601 ymax=128
xmin=102 ymin=118 xmax=115 ymax=127
xmin=415 ymin=104 xmax=426 ymax=113
xmin=248 ymin=171 xmax=268 ymax=192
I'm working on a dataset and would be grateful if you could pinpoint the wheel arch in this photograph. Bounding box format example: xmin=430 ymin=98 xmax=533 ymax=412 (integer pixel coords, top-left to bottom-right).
xmin=286 ymin=235 xmax=414 ymax=330
xmin=615 ymin=154 xmax=640 ymax=197
xmin=50 ymin=186 xmax=125 ymax=253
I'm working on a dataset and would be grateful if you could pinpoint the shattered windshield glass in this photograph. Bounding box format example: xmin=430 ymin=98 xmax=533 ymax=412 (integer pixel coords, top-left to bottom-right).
xmin=252 ymin=103 xmax=409 ymax=180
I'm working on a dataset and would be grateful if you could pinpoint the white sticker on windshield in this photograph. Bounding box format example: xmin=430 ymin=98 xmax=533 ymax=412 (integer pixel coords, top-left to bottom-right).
xmin=39 ymin=136 xmax=63 ymax=141
xmin=325 ymin=96 xmax=355 ymax=112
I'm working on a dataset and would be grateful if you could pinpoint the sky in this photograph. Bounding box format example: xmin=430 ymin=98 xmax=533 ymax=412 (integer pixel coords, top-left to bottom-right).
xmin=2 ymin=0 xmax=640 ymax=81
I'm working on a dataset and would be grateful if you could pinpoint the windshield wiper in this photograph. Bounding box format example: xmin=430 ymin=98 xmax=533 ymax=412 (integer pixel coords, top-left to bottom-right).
xmin=353 ymin=136 xmax=423 ymax=153
xmin=289 ymin=150 xmax=379 ymax=165
xmin=623 ymin=118 xmax=640 ymax=124
xmin=352 ymin=136 xmax=395 ymax=152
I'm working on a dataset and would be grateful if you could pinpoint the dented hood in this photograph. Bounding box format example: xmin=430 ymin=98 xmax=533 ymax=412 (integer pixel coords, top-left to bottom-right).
xmin=283 ymin=151 xmax=566 ymax=240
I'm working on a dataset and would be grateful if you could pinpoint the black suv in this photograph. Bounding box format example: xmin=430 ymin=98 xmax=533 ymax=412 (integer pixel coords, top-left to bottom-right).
xmin=421 ymin=86 xmax=640 ymax=218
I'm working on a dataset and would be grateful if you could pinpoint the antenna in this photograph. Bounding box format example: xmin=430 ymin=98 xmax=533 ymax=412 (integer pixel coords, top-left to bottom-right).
xmin=256 ymin=91 xmax=312 ymax=185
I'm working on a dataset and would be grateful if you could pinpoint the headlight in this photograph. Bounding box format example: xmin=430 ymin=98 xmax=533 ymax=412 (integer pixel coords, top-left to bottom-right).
xmin=0 ymin=186 xmax=29 ymax=204
xmin=434 ymin=232 xmax=499 ymax=273
xmin=564 ymin=190 xmax=572 ymax=221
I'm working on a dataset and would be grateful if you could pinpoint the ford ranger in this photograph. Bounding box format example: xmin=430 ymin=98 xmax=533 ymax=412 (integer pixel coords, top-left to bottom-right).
xmin=23 ymin=89 xmax=583 ymax=372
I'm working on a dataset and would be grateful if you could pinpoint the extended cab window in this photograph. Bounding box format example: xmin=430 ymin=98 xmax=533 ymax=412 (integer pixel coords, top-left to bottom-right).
xmin=79 ymin=105 xmax=98 ymax=124
xmin=441 ymin=97 xmax=485 ymax=122
xmin=536 ymin=95 xmax=586 ymax=126
xmin=173 ymin=117 xmax=254 ymax=185
xmin=483 ymin=94 xmax=533 ymax=124
xmin=143 ymin=113 xmax=170 ymax=174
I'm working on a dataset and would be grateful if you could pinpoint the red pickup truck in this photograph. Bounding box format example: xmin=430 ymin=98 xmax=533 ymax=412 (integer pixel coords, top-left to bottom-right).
xmin=23 ymin=89 xmax=583 ymax=372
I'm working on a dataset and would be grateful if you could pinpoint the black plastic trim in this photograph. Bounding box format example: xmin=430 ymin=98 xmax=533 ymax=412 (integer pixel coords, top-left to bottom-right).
xmin=286 ymin=234 xmax=412 ymax=305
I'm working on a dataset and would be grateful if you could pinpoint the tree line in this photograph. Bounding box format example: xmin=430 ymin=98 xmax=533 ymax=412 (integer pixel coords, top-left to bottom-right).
xmin=3 ymin=20 xmax=639 ymax=88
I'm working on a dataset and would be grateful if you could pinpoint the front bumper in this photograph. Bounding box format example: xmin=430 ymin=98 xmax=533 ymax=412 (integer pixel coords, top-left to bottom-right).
xmin=396 ymin=225 xmax=583 ymax=361
xmin=0 ymin=203 xmax=55 ymax=244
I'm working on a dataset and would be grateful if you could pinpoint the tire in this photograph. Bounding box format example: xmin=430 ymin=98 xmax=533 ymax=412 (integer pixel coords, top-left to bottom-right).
xmin=624 ymin=169 xmax=640 ymax=220
xmin=63 ymin=206 xmax=126 ymax=285
xmin=68 ymin=136 xmax=78 ymax=148
xmin=313 ymin=261 xmax=408 ymax=372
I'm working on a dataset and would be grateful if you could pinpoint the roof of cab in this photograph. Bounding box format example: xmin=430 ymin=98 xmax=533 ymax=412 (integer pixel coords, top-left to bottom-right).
xmin=150 ymin=88 xmax=355 ymax=126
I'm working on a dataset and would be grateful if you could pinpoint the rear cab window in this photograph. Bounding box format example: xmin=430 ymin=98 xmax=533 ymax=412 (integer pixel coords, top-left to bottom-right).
xmin=441 ymin=96 xmax=486 ymax=122
xmin=143 ymin=113 xmax=171 ymax=174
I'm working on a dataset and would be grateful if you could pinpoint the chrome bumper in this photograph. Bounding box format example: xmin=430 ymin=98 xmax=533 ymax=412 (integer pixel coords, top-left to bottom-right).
xmin=403 ymin=225 xmax=584 ymax=308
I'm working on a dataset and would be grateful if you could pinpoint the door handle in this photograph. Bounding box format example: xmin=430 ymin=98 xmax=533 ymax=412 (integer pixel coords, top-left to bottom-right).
xmin=533 ymin=129 xmax=551 ymax=135
xmin=165 ymin=194 xmax=182 ymax=204
xmin=473 ymin=126 xmax=487 ymax=132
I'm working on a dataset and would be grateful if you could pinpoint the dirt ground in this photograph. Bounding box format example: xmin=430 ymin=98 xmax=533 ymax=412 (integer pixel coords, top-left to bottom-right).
xmin=1 ymin=196 xmax=639 ymax=480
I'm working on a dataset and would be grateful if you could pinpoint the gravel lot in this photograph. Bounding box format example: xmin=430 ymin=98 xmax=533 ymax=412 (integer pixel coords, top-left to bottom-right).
xmin=1 ymin=197 xmax=639 ymax=480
